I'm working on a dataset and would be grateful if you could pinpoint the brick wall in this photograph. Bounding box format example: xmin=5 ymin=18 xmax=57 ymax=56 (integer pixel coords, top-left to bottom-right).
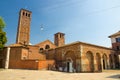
xmin=27 ymin=46 xmax=46 ymax=60
xmin=9 ymin=60 xmax=38 ymax=69
xmin=38 ymin=60 xmax=55 ymax=70
xmin=47 ymin=42 xmax=114 ymax=72
xmin=35 ymin=40 xmax=56 ymax=50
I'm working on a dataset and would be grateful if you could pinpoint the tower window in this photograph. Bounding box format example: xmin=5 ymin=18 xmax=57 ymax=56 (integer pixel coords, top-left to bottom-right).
xmin=23 ymin=12 xmax=25 ymax=16
xmin=45 ymin=45 xmax=50 ymax=49
xmin=39 ymin=48 xmax=44 ymax=53
xmin=28 ymin=14 xmax=30 ymax=17
xmin=60 ymin=34 xmax=63 ymax=38
xmin=26 ymin=13 xmax=27 ymax=16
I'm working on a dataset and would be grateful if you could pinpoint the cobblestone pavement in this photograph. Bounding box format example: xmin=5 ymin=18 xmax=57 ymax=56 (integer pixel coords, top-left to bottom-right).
xmin=0 ymin=69 xmax=120 ymax=80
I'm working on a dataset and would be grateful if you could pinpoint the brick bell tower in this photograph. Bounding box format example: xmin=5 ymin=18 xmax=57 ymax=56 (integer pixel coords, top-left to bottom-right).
xmin=54 ymin=32 xmax=65 ymax=47
xmin=16 ymin=9 xmax=32 ymax=45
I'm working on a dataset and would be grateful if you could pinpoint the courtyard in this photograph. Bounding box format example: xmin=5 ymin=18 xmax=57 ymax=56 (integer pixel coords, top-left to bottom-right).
xmin=0 ymin=69 xmax=120 ymax=80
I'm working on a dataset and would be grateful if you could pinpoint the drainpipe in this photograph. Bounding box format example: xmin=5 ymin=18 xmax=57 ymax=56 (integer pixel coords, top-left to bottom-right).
xmin=5 ymin=47 xmax=10 ymax=69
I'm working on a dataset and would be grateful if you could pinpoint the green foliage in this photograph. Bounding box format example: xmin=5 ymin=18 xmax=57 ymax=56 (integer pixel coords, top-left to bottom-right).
xmin=0 ymin=17 xmax=6 ymax=30
xmin=0 ymin=17 xmax=7 ymax=50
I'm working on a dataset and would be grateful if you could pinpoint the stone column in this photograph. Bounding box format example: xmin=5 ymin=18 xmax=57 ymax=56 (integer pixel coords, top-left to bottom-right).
xmin=107 ymin=59 xmax=110 ymax=69
xmin=101 ymin=58 xmax=103 ymax=71
xmin=79 ymin=45 xmax=83 ymax=72
xmin=5 ymin=47 xmax=10 ymax=69
xmin=118 ymin=55 xmax=120 ymax=68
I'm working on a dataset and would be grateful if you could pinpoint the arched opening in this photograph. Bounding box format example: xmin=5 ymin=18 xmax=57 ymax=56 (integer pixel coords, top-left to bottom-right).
xmin=64 ymin=51 xmax=76 ymax=72
xmin=23 ymin=12 xmax=25 ymax=16
xmin=66 ymin=58 xmax=73 ymax=72
xmin=39 ymin=48 xmax=44 ymax=53
xmin=86 ymin=51 xmax=94 ymax=72
xmin=114 ymin=54 xmax=119 ymax=68
xmin=102 ymin=54 xmax=107 ymax=69
xmin=26 ymin=13 xmax=27 ymax=16
xmin=96 ymin=53 xmax=101 ymax=71
xmin=28 ymin=14 xmax=30 ymax=17
xmin=45 ymin=45 xmax=50 ymax=49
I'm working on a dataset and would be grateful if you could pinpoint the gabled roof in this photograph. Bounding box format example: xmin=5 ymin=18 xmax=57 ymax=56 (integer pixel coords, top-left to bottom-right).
xmin=109 ymin=31 xmax=120 ymax=38
xmin=34 ymin=39 xmax=56 ymax=47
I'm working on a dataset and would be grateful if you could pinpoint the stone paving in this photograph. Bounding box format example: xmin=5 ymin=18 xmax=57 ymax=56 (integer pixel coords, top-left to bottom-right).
xmin=0 ymin=69 xmax=120 ymax=80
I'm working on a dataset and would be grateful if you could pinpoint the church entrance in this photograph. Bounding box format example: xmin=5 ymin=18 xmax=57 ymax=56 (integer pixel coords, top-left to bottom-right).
xmin=64 ymin=51 xmax=76 ymax=72
xmin=66 ymin=60 xmax=73 ymax=72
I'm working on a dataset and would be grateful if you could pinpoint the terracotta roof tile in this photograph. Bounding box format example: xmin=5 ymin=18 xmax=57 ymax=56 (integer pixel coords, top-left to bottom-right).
xmin=9 ymin=43 xmax=23 ymax=47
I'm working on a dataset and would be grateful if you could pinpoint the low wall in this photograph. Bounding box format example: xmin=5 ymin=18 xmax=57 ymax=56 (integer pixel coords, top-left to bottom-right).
xmin=9 ymin=59 xmax=55 ymax=70
xmin=38 ymin=60 xmax=55 ymax=70
xmin=9 ymin=60 xmax=38 ymax=69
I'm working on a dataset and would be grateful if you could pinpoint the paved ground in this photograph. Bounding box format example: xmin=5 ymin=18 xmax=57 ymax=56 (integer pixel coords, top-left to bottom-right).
xmin=0 ymin=69 xmax=120 ymax=80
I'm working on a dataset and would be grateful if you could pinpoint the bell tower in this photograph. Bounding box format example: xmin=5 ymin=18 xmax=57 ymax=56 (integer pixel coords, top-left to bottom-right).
xmin=54 ymin=32 xmax=65 ymax=47
xmin=16 ymin=9 xmax=32 ymax=45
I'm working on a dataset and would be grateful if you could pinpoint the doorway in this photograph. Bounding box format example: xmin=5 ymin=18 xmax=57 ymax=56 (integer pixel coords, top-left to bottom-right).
xmin=103 ymin=59 xmax=105 ymax=69
xmin=66 ymin=61 xmax=73 ymax=72
xmin=0 ymin=59 xmax=3 ymax=68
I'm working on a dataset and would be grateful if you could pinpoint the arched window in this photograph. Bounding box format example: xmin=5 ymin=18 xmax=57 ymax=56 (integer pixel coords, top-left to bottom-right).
xmin=23 ymin=12 xmax=25 ymax=16
xmin=45 ymin=45 xmax=50 ymax=49
xmin=39 ymin=48 xmax=44 ymax=53
xmin=28 ymin=14 xmax=30 ymax=17
xmin=26 ymin=13 xmax=27 ymax=16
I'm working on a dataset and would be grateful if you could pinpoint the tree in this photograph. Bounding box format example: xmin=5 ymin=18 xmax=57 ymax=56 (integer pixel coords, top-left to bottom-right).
xmin=0 ymin=17 xmax=7 ymax=50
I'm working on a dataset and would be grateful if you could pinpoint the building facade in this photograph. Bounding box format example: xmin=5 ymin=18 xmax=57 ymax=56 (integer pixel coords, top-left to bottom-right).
xmin=109 ymin=31 xmax=120 ymax=68
xmin=0 ymin=9 xmax=119 ymax=72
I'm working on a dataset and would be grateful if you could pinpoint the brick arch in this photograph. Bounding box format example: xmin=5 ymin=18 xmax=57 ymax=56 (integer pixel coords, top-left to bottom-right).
xmin=64 ymin=50 xmax=76 ymax=69
xmin=86 ymin=51 xmax=94 ymax=72
xmin=102 ymin=53 xmax=108 ymax=69
xmin=45 ymin=44 xmax=50 ymax=49
xmin=96 ymin=53 xmax=102 ymax=71
xmin=39 ymin=48 xmax=44 ymax=53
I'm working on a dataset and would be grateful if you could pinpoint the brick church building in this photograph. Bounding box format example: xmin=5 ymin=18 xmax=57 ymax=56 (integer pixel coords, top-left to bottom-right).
xmin=0 ymin=9 xmax=120 ymax=72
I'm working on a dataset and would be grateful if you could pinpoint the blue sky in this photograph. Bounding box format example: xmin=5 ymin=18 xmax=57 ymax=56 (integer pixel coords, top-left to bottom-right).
xmin=0 ymin=0 xmax=120 ymax=47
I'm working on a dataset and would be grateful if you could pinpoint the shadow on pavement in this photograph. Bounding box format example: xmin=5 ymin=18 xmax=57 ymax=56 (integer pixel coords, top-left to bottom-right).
xmin=106 ymin=74 xmax=120 ymax=79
